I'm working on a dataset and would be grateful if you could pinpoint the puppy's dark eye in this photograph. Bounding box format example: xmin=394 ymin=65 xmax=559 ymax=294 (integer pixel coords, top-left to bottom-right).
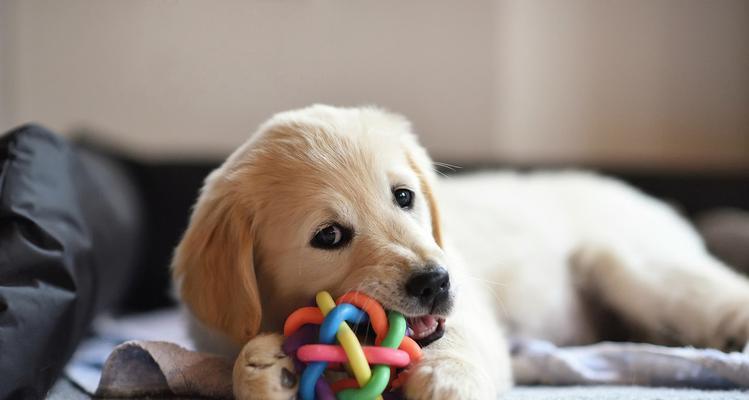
xmin=393 ymin=188 xmax=414 ymax=209
xmin=310 ymin=224 xmax=352 ymax=250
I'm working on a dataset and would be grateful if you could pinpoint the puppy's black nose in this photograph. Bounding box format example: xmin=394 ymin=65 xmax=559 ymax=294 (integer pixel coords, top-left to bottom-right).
xmin=406 ymin=267 xmax=450 ymax=308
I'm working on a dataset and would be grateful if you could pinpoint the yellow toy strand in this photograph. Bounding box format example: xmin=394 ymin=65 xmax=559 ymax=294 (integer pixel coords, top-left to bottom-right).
xmin=316 ymin=291 xmax=383 ymax=400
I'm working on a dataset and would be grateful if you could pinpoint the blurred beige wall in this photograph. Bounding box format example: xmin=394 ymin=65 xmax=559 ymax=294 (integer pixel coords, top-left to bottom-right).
xmin=493 ymin=0 xmax=749 ymax=170
xmin=0 ymin=0 xmax=495 ymax=160
xmin=1 ymin=0 xmax=748 ymax=170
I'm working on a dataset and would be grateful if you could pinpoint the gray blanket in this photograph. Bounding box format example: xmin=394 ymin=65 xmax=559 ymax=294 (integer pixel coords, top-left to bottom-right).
xmin=66 ymin=310 xmax=749 ymax=397
xmin=90 ymin=337 xmax=749 ymax=398
xmin=511 ymin=338 xmax=749 ymax=389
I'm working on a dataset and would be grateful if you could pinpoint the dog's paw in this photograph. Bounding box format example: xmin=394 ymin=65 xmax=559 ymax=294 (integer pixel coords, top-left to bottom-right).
xmin=233 ymin=333 xmax=297 ymax=400
xmin=403 ymin=352 xmax=495 ymax=400
xmin=708 ymin=298 xmax=749 ymax=353
xmin=568 ymin=243 xmax=620 ymax=289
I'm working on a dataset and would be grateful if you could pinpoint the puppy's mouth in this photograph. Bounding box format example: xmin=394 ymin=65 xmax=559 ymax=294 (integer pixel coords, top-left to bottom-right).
xmin=407 ymin=315 xmax=446 ymax=347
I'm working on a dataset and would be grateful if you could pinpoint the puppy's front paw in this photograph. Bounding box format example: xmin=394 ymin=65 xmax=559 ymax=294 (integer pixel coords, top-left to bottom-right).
xmin=233 ymin=333 xmax=297 ymax=400
xmin=709 ymin=299 xmax=749 ymax=352
xmin=403 ymin=353 xmax=495 ymax=400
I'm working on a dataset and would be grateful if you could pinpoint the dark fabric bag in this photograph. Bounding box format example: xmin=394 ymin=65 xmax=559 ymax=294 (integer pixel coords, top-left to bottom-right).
xmin=0 ymin=125 xmax=142 ymax=399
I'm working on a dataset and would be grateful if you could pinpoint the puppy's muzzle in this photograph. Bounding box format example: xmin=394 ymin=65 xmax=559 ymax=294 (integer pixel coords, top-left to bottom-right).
xmin=405 ymin=266 xmax=451 ymax=312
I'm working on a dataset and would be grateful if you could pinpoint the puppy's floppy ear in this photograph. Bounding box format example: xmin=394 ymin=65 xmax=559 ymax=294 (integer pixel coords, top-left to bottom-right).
xmin=172 ymin=169 xmax=261 ymax=345
xmin=403 ymin=138 xmax=444 ymax=248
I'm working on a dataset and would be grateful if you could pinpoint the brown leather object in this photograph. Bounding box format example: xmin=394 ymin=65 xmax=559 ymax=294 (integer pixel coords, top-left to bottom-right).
xmin=96 ymin=341 xmax=233 ymax=399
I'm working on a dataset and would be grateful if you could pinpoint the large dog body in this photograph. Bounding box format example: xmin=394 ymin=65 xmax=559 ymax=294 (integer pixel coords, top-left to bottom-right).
xmin=173 ymin=105 xmax=749 ymax=399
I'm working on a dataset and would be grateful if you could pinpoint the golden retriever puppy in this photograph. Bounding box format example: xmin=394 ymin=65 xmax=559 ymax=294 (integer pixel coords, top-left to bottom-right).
xmin=172 ymin=105 xmax=749 ymax=399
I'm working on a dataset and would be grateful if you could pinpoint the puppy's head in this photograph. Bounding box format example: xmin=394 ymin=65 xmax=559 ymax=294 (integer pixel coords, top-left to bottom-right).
xmin=172 ymin=105 xmax=452 ymax=347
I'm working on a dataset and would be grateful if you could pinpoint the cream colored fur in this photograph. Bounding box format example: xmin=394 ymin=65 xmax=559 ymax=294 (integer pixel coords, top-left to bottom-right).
xmin=173 ymin=105 xmax=749 ymax=400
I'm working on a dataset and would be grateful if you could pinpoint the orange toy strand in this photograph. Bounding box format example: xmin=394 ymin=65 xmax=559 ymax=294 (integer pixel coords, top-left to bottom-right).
xmin=389 ymin=368 xmax=412 ymax=389
xmin=283 ymin=306 xmax=324 ymax=337
xmin=336 ymin=292 xmax=388 ymax=343
xmin=399 ymin=337 xmax=422 ymax=363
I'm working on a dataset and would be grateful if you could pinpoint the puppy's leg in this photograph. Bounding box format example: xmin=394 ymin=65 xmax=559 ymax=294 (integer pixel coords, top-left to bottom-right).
xmin=233 ymin=333 xmax=298 ymax=400
xmin=404 ymin=286 xmax=513 ymax=400
xmin=572 ymin=243 xmax=749 ymax=351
